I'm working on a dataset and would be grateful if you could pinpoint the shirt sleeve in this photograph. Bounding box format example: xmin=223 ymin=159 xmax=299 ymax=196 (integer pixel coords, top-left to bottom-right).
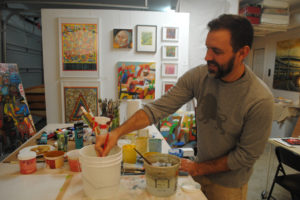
xmin=227 ymin=97 xmax=274 ymax=170
xmin=142 ymin=67 xmax=199 ymax=124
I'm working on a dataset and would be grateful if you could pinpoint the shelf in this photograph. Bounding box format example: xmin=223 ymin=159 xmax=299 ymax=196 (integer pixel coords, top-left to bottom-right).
xmin=253 ymin=23 xmax=289 ymax=36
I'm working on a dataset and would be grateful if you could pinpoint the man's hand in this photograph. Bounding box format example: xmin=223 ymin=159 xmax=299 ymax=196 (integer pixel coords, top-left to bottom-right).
xmin=95 ymin=130 xmax=119 ymax=157
xmin=180 ymin=158 xmax=198 ymax=176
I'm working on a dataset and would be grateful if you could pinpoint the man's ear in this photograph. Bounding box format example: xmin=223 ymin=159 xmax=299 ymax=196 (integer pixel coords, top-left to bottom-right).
xmin=238 ymin=45 xmax=250 ymax=61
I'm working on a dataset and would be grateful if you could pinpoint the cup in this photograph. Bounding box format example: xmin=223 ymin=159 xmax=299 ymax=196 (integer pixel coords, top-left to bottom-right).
xmin=122 ymin=144 xmax=136 ymax=164
xmin=135 ymin=137 xmax=148 ymax=155
xmin=18 ymin=151 xmax=37 ymax=174
xmin=67 ymin=150 xmax=81 ymax=172
xmin=148 ymin=138 xmax=162 ymax=153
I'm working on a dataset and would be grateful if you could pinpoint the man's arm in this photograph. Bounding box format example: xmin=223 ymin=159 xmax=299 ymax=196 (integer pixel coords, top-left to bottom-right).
xmin=95 ymin=109 xmax=150 ymax=156
xmin=180 ymin=155 xmax=230 ymax=176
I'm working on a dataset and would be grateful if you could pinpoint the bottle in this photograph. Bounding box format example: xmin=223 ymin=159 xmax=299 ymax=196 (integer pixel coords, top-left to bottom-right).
xmin=99 ymin=124 xmax=108 ymax=135
xmin=74 ymin=121 xmax=84 ymax=149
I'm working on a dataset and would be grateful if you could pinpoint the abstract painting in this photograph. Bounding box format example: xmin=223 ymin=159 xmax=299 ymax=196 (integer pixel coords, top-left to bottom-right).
xmin=59 ymin=18 xmax=99 ymax=77
xmin=162 ymin=63 xmax=178 ymax=77
xmin=162 ymin=45 xmax=178 ymax=60
xmin=117 ymin=62 xmax=155 ymax=99
xmin=162 ymin=81 xmax=176 ymax=94
xmin=113 ymin=29 xmax=133 ymax=48
xmin=61 ymin=81 xmax=99 ymax=123
xmin=0 ymin=63 xmax=36 ymax=154
xmin=162 ymin=27 xmax=179 ymax=42
xmin=273 ymin=38 xmax=300 ymax=92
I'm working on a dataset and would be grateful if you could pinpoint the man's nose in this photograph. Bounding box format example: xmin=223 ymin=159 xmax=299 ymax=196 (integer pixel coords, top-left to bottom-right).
xmin=205 ymin=49 xmax=213 ymax=61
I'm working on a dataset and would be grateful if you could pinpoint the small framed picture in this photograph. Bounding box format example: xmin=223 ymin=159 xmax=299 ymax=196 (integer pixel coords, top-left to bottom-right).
xmin=162 ymin=27 xmax=179 ymax=41
xmin=162 ymin=63 xmax=178 ymax=78
xmin=162 ymin=45 xmax=178 ymax=60
xmin=136 ymin=25 xmax=157 ymax=53
xmin=113 ymin=29 xmax=133 ymax=48
xmin=162 ymin=81 xmax=176 ymax=94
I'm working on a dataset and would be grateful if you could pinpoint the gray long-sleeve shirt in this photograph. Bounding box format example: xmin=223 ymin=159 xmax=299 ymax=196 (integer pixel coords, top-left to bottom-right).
xmin=143 ymin=64 xmax=274 ymax=187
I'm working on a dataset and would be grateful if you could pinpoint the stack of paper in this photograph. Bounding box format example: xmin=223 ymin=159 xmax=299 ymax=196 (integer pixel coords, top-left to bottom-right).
xmin=260 ymin=0 xmax=290 ymax=25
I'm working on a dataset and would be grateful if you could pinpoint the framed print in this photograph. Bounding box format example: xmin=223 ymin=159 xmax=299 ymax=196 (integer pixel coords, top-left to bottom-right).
xmin=162 ymin=45 xmax=178 ymax=60
xmin=59 ymin=17 xmax=99 ymax=77
xmin=162 ymin=81 xmax=176 ymax=94
xmin=136 ymin=25 xmax=157 ymax=52
xmin=117 ymin=61 xmax=156 ymax=99
xmin=162 ymin=27 xmax=179 ymax=42
xmin=113 ymin=29 xmax=133 ymax=48
xmin=61 ymin=80 xmax=100 ymax=123
xmin=162 ymin=63 xmax=178 ymax=78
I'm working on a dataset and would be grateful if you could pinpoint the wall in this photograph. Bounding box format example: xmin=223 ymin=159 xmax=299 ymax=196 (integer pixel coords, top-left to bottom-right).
xmin=42 ymin=9 xmax=190 ymax=123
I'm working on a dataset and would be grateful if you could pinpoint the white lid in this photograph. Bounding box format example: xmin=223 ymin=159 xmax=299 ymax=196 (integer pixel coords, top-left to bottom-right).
xmin=18 ymin=151 xmax=37 ymax=160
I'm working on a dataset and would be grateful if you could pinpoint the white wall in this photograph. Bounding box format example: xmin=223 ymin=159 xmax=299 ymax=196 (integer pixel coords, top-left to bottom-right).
xmin=41 ymin=9 xmax=190 ymax=123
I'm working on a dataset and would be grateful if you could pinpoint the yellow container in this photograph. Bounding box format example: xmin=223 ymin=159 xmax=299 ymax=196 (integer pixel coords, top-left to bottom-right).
xmin=122 ymin=144 xmax=136 ymax=164
xmin=135 ymin=137 xmax=148 ymax=155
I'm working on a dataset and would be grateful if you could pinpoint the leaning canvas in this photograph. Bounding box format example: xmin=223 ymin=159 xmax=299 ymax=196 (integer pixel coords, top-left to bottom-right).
xmin=0 ymin=63 xmax=36 ymax=154
xmin=117 ymin=62 xmax=156 ymax=99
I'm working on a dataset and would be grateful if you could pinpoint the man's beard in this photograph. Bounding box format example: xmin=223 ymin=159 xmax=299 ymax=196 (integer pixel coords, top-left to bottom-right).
xmin=207 ymin=56 xmax=235 ymax=79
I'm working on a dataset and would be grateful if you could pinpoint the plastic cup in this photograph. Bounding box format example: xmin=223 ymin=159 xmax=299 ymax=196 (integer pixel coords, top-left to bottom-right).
xmin=122 ymin=144 xmax=136 ymax=164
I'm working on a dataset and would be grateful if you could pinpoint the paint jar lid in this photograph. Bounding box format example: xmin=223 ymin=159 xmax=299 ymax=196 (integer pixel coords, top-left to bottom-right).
xmin=18 ymin=151 xmax=37 ymax=160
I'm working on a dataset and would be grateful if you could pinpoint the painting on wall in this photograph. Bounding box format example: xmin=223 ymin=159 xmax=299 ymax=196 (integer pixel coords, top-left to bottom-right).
xmin=162 ymin=63 xmax=178 ymax=78
xmin=59 ymin=18 xmax=99 ymax=78
xmin=162 ymin=81 xmax=176 ymax=95
xmin=162 ymin=27 xmax=179 ymax=42
xmin=273 ymin=38 xmax=300 ymax=92
xmin=61 ymin=81 xmax=99 ymax=123
xmin=0 ymin=63 xmax=36 ymax=155
xmin=162 ymin=45 xmax=178 ymax=60
xmin=113 ymin=29 xmax=133 ymax=48
xmin=117 ymin=62 xmax=156 ymax=99
xmin=136 ymin=25 xmax=157 ymax=53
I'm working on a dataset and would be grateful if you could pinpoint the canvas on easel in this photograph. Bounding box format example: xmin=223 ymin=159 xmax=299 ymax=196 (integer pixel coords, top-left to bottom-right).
xmin=0 ymin=63 xmax=36 ymax=155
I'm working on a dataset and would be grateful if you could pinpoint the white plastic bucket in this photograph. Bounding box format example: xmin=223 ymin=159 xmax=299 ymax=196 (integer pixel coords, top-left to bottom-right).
xmin=79 ymin=145 xmax=122 ymax=200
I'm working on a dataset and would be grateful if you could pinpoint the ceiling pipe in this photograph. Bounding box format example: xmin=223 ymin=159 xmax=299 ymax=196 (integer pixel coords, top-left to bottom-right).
xmin=5 ymin=0 xmax=149 ymax=10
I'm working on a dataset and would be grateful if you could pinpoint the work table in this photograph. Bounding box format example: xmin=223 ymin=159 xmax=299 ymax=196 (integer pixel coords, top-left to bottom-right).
xmin=0 ymin=124 xmax=207 ymax=200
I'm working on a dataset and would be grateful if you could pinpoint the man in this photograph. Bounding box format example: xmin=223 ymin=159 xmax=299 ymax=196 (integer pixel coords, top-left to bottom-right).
xmin=95 ymin=14 xmax=273 ymax=200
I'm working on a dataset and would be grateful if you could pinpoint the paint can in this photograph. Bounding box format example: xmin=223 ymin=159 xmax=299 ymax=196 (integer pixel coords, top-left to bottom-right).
xmin=67 ymin=149 xmax=81 ymax=172
xmin=44 ymin=151 xmax=65 ymax=169
xmin=144 ymin=153 xmax=180 ymax=197
xmin=18 ymin=151 xmax=37 ymax=174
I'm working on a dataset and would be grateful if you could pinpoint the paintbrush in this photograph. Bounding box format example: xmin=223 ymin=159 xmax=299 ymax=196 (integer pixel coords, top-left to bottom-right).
xmin=80 ymin=106 xmax=101 ymax=135
xmin=133 ymin=148 xmax=152 ymax=165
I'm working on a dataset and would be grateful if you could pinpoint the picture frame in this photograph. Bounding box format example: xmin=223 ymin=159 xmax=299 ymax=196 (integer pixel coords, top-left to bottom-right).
xmin=161 ymin=62 xmax=178 ymax=78
xmin=162 ymin=80 xmax=176 ymax=95
xmin=162 ymin=45 xmax=178 ymax=60
xmin=61 ymin=80 xmax=100 ymax=123
xmin=136 ymin=25 xmax=157 ymax=53
xmin=113 ymin=29 xmax=133 ymax=48
xmin=162 ymin=27 xmax=179 ymax=42
xmin=58 ymin=17 xmax=99 ymax=78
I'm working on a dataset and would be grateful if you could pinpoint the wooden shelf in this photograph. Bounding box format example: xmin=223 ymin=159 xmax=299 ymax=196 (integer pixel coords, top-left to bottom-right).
xmin=253 ymin=23 xmax=289 ymax=36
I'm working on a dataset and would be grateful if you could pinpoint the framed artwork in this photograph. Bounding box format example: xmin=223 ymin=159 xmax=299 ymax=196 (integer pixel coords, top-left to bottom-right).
xmin=162 ymin=45 xmax=178 ymax=60
xmin=273 ymin=38 xmax=300 ymax=92
xmin=162 ymin=27 xmax=179 ymax=42
xmin=162 ymin=81 xmax=176 ymax=94
xmin=113 ymin=29 xmax=133 ymax=48
xmin=136 ymin=25 xmax=157 ymax=53
xmin=0 ymin=63 xmax=36 ymax=154
xmin=58 ymin=17 xmax=99 ymax=77
xmin=61 ymin=80 xmax=99 ymax=123
xmin=162 ymin=63 xmax=178 ymax=78
xmin=117 ymin=62 xmax=156 ymax=99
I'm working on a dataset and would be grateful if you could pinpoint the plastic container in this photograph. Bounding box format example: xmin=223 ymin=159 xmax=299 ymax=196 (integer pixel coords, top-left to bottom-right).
xmin=67 ymin=150 xmax=81 ymax=172
xmin=18 ymin=151 xmax=37 ymax=174
xmin=135 ymin=137 xmax=148 ymax=155
xmin=122 ymin=144 xmax=136 ymax=164
xmin=79 ymin=145 xmax=122 ymax=200
xmin=44 ymin=151 xmax=65 ymax=169
xmin=144 ymin=153 xmax=180 ymax=197
xmin=148 ymin=138 xmax=162 ymax=153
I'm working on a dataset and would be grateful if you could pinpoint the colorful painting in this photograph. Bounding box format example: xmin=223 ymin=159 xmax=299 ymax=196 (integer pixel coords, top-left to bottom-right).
xmin=162 ymin=63 xmax=178 ymax=77
xmin=162 ymin=27 xmax=179 ymax=41
xmin=273 ymin=38 xmax=300 ymax=92
xmin=63 ymin=86 xmax=98 ymax=123
xmin=113 ymin=29 xmax=133 ymax=48
xmin=0 ymin=63 xmax=36 ymax=155
xmin=61 ymin=23 xmax=98 ymax=71
xmin=162 ymin=45 xmax=178 ymax=60
xmin=162 ymin=81 xmax=176 ymax=94
xmin=117 ymin=62 xmax=155 ymax=99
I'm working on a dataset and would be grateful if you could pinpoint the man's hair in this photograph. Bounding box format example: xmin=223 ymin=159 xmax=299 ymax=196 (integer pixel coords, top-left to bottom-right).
xmin=207 ymin=14 xmax=253 ymax=52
